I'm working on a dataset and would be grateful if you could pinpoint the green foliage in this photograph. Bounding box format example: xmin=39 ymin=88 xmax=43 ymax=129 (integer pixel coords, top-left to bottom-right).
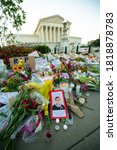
xmin=0 ymin=0 xmax=26 ymax=46
xmin=32 ymin=45 xmax=51 ymax=54
xmin=80 ymin=45 xmax=88 ymax=48
xmin=89 ymin=66 xmax=100 ymax=74
xmin=90 ymin=39 xmax=100 ymax=47
xmin=79 ymin=76 xmax=90 ymax=83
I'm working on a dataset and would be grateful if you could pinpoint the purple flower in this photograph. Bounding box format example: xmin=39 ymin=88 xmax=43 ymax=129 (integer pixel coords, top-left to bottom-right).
xmin=61 ymin=73 xmax=69 ymax=78
xmin=81 ymin=83 xmax=88 ymax=92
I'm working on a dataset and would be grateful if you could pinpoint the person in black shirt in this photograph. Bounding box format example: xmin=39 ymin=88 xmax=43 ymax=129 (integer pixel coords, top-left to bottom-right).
xmin=52 ymin=96 xmax=65 ymax=110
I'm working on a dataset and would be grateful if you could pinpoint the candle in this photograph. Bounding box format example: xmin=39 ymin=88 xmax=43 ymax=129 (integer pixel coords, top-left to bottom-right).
xmin=56 ymin=118 xmax=60 ymax=124
xmin=79 ymin=97 xmax=85 ymax=105
xmin=63 ymin=124 xmax=68 ymax=130
xmin=76 ymin=85 xmax=81 ymax=95
xmin=55 ymin=125 xmax=60 ymax=131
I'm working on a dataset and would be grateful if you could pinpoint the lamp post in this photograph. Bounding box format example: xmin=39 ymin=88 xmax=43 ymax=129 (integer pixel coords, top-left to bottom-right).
xmin=65 ymin=46 xmax=67 ymax=54
xmin=54 ymin=45 xmax=57 ymax=54
xmin=76 ymin=43 xmax=80 ymax=54
xmin=88 ymin=44 xmax=91 ymax=53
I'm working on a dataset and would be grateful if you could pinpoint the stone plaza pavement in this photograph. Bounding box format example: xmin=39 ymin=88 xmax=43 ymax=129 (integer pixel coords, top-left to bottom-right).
xmin=15 ymin=91 xmax=100 ymax=150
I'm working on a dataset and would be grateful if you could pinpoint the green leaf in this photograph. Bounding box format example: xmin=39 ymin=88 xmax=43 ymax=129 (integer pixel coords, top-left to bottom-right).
xmin=0 ymin=112 xmax=7 ymax=118
xmin=0 ymin=0 xmax=26 ymax=46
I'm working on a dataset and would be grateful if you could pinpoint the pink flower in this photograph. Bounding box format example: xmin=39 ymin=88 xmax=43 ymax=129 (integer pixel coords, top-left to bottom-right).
xmin=51 ymin=64 xmax=55 ymax=69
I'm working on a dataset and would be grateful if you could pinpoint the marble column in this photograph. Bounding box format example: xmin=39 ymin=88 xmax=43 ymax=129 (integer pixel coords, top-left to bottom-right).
xmin=58 ymin=27 xmax=60 ymax=42
xmin=41 ymin=26 xmax=44 ymax=42
xmin=45 ymin=26 xmax=48 ymax=42
xmin=56 ymin=27 xmax=58 ymax=42
xmin=52 ymin=27 xmax=54 ymax=42
xmin=53 ymin=27 xmax=56 ymax=42
xmin=61 ymin=28 xmax=63 ymax=40
xmin=49 ymin=26 xmax=52 ymax=42
xmin=47 ymin=26 xmax=49 ymax=42
xmin=43 ymin=26 xmax=46 ymax=42
xmin=60 ymin=27 xmax=62 ymax=41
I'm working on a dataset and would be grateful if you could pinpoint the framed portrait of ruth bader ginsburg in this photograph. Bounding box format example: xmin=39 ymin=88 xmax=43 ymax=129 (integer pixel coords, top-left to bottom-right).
xmin=50 ymin=90 xmax=68 ymax=119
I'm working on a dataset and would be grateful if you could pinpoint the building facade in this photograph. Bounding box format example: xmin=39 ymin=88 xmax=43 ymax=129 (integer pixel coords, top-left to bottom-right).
xmin=14 ymin=15 xmax=81 ymax=52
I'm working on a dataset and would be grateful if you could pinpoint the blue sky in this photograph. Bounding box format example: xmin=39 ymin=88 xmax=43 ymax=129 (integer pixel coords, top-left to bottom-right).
xmin=19 ymin=0 xmax=100 ymax=44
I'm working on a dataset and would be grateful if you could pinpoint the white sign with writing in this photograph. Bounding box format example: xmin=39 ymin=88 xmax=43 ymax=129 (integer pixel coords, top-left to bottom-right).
xmin=47 ymin=53 xmax=55 ymax=61
xmin=35 ymin=58 xmax=47 ymax=65
xmin=79 ymin=48 xmax=89 ymax=53
xmin=52 ymin=59 xmax=61 ymax=67
xmin=35 ymin=58 xmax=47 ymax=70
xmin=28 ymin=51 xmax=39 ymax=57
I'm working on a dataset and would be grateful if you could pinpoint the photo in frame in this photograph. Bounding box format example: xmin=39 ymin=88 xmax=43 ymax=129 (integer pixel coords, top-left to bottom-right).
xmin=50 ymin=90 xmax=68 ymax=119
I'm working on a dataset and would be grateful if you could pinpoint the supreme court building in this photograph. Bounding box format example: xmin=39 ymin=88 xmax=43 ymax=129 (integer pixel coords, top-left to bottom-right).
xmin=14 ymin=14 xmax=81 ymax=52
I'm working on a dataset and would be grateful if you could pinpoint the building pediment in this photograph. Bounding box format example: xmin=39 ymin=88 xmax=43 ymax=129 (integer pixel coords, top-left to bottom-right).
xmin=34 ymin=14 xmax=71 ymax=34
xmin=40 ymin=15 xmax=64 ymax=24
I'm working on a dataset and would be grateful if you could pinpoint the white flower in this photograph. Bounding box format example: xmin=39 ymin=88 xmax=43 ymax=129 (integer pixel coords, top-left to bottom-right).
xmin=69 ymin=83 xmax=74 ymax=88
xmin=78 ymin=70 xmax=81 ymax=73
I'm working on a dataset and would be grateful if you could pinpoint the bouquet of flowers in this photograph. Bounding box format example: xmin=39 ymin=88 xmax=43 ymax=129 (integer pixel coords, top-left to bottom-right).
xmin=0 ymin=87 xmax=48 ymax=150
xmin=79 ymin=76 xmax=100 ymax=91
xmin=1 ymin=59 xmax=32 ymax=92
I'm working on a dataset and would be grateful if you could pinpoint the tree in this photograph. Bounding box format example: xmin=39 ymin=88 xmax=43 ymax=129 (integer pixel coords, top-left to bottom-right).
xmin=33 ymin=45 xmax=51 ymax=54
xmin=90 ymin=38 xmax=100 ymax=47
xmin=0 ymin=0 xmax=26 ymax=46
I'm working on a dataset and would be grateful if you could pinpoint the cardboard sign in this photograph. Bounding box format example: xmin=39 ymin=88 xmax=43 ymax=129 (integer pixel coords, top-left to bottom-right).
xmin=9 ymin=56 xmax=35 ymax=69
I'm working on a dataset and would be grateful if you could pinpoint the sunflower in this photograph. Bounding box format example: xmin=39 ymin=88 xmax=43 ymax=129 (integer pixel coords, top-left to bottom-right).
xmin=12 ymin=65 xmax=19 ymax=72
xmin=18 ymin=65 xmax=24 ymax=71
